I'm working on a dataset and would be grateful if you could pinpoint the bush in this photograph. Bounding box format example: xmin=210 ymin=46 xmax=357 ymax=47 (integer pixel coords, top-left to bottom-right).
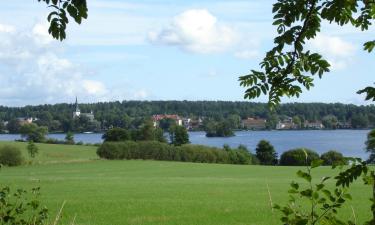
xmin=320 ymin=150 xmax=347 ymax=166
xmin=279 ymin=148 xmax=319 ymax=166
xmin=0 ymin=145 xmax=23 ymax=166
xmin=96 ymin=141 xmax=254 ymax=165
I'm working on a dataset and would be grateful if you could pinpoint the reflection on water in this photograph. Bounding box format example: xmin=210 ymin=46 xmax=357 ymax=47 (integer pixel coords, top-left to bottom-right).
xmin=0 ymin=130 xmax=370 ymax=159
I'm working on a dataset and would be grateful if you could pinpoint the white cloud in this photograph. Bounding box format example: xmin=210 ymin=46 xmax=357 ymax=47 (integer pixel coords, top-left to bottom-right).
xmin=234 ymin=50 xmax=259 ymax=59
xmin=308 ymin=34 xmax=356 ymax=70
xmin=0 ymin=22 xmax=113 ymax=106
xmin=149 ymin=9 xmax=238 ymax=54
xmin=309 ymin=34 xmax=356 ymax=57
xmin=133 ymin=89 xmax=149 ymax=99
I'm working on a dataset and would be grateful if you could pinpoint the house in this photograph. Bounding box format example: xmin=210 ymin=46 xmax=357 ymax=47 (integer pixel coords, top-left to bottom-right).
xmin=241 ymin=118 xmax=266 ymax=130
xmin=304 ymin=121 xmax=324 ymax=129
xmin=276 ymin=117 xmax=297 ymax=130
xmin=152 ymin=114 xmax=182 ymax=127
xmin=73 ymin=97 xmax=95 ymax=122
xmin=17 ymin=117 xmax=36 ymax=126
xmin=182 ymin=118 xmax=191 ymax=129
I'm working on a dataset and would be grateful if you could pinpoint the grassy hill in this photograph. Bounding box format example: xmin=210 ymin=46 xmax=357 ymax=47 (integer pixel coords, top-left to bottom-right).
xmin=0 ymin=142 xmax=372 ymax=225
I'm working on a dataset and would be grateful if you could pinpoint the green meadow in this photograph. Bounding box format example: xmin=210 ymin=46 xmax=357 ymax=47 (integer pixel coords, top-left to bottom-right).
xmin=0 ymin=141 xmax=372 ymax=225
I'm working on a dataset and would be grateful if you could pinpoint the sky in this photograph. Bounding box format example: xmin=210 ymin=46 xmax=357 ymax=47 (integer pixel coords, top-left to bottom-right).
xmin=0 ymin=0 xmax=374 ymax=106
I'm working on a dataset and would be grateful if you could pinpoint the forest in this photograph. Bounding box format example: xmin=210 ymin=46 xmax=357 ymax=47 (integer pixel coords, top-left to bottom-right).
xmin=0 ymin=101 xmax=374 ymax=133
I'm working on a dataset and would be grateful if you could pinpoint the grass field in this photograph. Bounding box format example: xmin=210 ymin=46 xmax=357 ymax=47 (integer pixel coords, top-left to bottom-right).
xmin=0 ymin=141 xmax=372 ymax=225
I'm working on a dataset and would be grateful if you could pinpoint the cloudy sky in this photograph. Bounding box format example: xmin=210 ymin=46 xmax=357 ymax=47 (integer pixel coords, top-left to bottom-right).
xmin=0 ymin=0 xmax=374 ymax=106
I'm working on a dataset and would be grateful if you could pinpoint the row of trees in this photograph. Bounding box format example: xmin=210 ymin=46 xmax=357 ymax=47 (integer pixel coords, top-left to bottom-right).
xmin=102 ymin=121 xmax=190 ymax=146
xmin=1 ymin=102 xmax=375 ymax=133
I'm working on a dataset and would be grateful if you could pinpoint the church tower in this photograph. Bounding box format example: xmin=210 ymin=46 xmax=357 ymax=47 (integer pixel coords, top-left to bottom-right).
xmin=73 ymin=97 xmax=81 ymax=118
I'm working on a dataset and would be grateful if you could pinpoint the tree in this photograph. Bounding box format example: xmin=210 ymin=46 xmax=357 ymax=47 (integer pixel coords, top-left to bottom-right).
xmin=6 ymin=119 xmax=21 ymax=134
xmin=292 ymin=115 xmax=302 ymax=129
xmin=0 ymin=121 xmax=5 ymax=134
xmin=65 ymin=131 xmax=75 ymax=144
xmin=255 ymin=140 xmax=278 ymax=165
xmin=102 ymin=128 xmax=130 ymax=142
xmin=19 ymin=124 xmax=48 ymax=143
xmin=366 ymin=129 xmax=375 ymax=163
xmin=322 ymin=115 xmax=338 ymax=129
xmin=159 ymin=118 xmax=176 ymax=131
xmin=27 ymin=141 xmax=39 ymax=158
xmin=351 ymin=113 xmax=369 ymax=128
xmin=38 ymin=0 xmax=88 ymax=41
xmin=169 ymin=125 xmax=189 ymax=146
xmin=239 ymin=0 xmax=375 ymax=107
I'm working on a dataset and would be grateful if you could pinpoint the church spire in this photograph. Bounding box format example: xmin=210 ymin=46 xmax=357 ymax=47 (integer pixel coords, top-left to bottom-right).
xmin=75 ymin=96 xmax=80 ymax=112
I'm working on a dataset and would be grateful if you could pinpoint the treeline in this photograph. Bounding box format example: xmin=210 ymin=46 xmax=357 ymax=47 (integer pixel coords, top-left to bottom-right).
xmin=1 ymin=101 xmax=375 ymax=132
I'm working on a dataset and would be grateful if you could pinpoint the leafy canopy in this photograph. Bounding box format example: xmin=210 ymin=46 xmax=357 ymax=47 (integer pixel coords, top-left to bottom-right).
xmin=38 ymin=0 xmax=88 ymax=41
xmin=239 ymin=0 xmax=375 ymax=108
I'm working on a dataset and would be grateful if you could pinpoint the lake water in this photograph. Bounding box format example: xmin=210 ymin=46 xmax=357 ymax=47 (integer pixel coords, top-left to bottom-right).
xmin=0 ymin=130 xmax=370 ymax=159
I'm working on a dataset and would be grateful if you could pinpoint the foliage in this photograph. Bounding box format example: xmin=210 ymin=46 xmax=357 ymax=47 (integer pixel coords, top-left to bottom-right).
xmin=366 ymin=129 xmax=375 ymax=163
xmin=65 ymin=131 xmax=75 ymax=144
xmin=102 ymin=128 xmax=131 ymax=142
xmin=27 ymin=141 xmax=39 ymax=158
xmin=279 ymin=148 xmax=319 ymax=166
xmin=255 ymin=140 xmax=277 ymax=165
xmin=6 ymin=119 xmax=21 ymax=134
xmin=20 ymin=123 xmax=48 ymax=143
xmin=205 ymin=120 xmax=234 ymax=137
xmin=320 ymin=150 xmax=347 ymax=166
xmin=97 ymin=141 xmax=255 ymax=165
xmin=322 ymin=115 xmax=338 ymax=129
xmin=169 ymin=125 xmax=190 ymax=146
xmin=0 ymin=186 xmax=48 ymax=224
xmin=274 ymin=158 xmax=352 ymax=224
xmin=239 ymin=0 xmax=375 ymax=107
xmin=159 ymin=118 xmax=177 ymax=131
xmin=275 ymin=155 xmax=375 ymax=225
xmin=351 ymin=113 xmax=370 ymax=129
xmin=1 ymin=102 xmax=375 ymax=132
xmin=0 ymin=145 xmax=23 ymax=166
xmin=38 ymin=0 xmax=87 ymax=41
xmin=136 ymin=120 xmax=167 ymax=142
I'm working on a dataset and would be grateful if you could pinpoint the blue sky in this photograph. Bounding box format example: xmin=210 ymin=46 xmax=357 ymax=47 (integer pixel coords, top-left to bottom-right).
xmin=0 ymin=0 xmax=374 ymax=106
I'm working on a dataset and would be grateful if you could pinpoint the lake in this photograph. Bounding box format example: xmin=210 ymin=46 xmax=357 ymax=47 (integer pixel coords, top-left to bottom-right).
xmin=0 ymin=130 xmax=370 ymax=159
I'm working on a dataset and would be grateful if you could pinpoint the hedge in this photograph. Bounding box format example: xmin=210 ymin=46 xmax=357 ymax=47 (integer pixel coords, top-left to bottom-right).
xmin=97 ymin=141 xmax=257 ymax=165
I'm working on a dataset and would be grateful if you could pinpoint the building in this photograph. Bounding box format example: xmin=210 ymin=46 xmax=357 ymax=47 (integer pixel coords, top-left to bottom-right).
xmin=16 ymin=117 xmax=36 ymax=126
xmin=276 ymin=117 xmax=297 ymax=130
xmin=304 ymin=121 xmax=324 ymax=129
xmin=241 ymin=118 xmax=266 ymax=130
xmin=152 ymin=114 xmax=182 ymax=127
xmin=73 ymin=97 xmax=95 ymax=121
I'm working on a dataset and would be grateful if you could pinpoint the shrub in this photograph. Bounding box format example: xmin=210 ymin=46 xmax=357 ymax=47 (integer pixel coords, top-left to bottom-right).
xmin=27 ymin=141 xmax=38 ymax=158
xmin=320 ymin=150 xmax=347 ymax=166
xmin=96 ymin=141 xmax=254 ymax=165
xmin=0 ymin=145 xmax=23 ymax=166
xmin=0 ymin=186 xmax=48 ymax=224
xmin=279 ymin=148 xmax=319 ymax=166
